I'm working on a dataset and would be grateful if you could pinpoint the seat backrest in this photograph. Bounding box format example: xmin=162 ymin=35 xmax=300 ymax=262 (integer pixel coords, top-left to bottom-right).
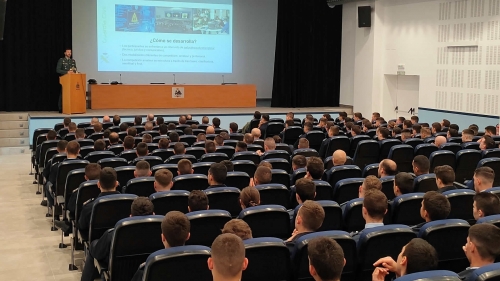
xmin=306 ymin=131 xmax=326 ymax=151
xmin=76 ymin=139 xmax=94 ymax=149
xmin=89 ymin=194 xmax=137 ymax=241
xmin=172 ymin=174 xmax=209 ymax=192
xmin=192 ymin=162 xmax=213 ymax=176
xmin=333 ymin=178 xmax=364 ymax=204
xmin=75 ymin=180 xmax=100 ymax=222
xmin=115 ymin=166 xmax=136 ymax=189
xmin=149 ymin=190 xmax=189 ymax=215
xmin=394 ymin=270 xmax=460 ymax=281
xmin=200 ymin=152 xmax=229 ymax=163
xmin=142 ymin=246 xmax=212 ymax=281
xmin=476 ymin=214 xmax=500 ymax=228
xmin=478 ymin=158 xmax=500 ymax=186
xmin=216 ymin=146 xmax=235 ymax=158
xmin=316 ymin=200 xmax=342 ymax=231
xmin=261 ymin=150 xmax=290 ymax=163
xmin=443 ymin=189 xmax=476 ymax=221
xmin=342 ymin=198 xmax=365 ymax=232
xmin=325 ymin=136 xmax=350 ymax=159
xmin=388 ymin=144 xmax=414 ymax=172
xmin=32 ymin=128 xmax=51 ymax=150
xmin=380 ymin=176 xmax=396 ymax=201
xmin=151 ymin=164 xmax=178 ymax=176
xmin=238 ymin=205 xmax=290 ymax=239
xmin=391 ymin=193 xmax=425 ymax=225
xmin=314 ymin=180 xmax=334 ymax=201
xmin=283 ymin=126 xmax=304 ymax=145
xmin=63 ymin=168 xmax=86 ymax=206
xmin=225 ymin=171 xmax=250 ymax=190
xmin=151 ymin=149 xmax=174 ymax=161
xmin=448 ymin=137 xmax=463 ymax=144
xmin=484 ymin=187 xmax=500 ymax=196
xmin=232 ymin=160 xmax=257 ymax=177
xmin=439 ymin=142 xmax=462 ymax=154
xmin=404 ymin=138 xmax=424 ymax=149
xmin=125 ymin=177 xmax=156 ymax=197
xmin=327 ymin=165 xmax=362 ymax=189
xmin=414 ymin=173 xmax=438 ymax=192
xmin=291 ymin=168 xmax=307 ymax=186
xmin=179 ymin=135 xmax=197 ymax=146
xmin=186 ymin=210 xmax=232 ymax=246
xmin=229 ymin=133 xmax=244 ymax=141
xmin=242 ymin=238 xmax=291 ymax=281
xmin=132 ymin=156 xmax=163 ymax=167
xmin=379 ymin=139 xmax=402 ymax=161
xmin=166 ymin=154 xmax=197 ymax=164
xmin=353 ymin=140 xmax=380 ymax=169
xmin=293 ymin=148 xmax=319 ymax=158
xmin=415 ymin=143 xmax=439 ymax=158
xmin=39 ymin=140 xmax=60 ymax=165
xmin=97 ymin=157 xmax=128 ymax=169
xmin=84 ymin=150 xmax=116 ymax=163
xmin=455 ymin=150 xmax=482 ymax=182
xmin=462 ymin=142 xmax=480 ymax=150
xmin=362 ymin=163 xmax=379 ymax=178
xmin=247 ymin=144 xmax=263 ymax=153
xmin=204 ymin=187 xmax=241 ymax=217
xmin=108 ymin=144 xmax=125 ymax=155
xmin=266 ymin=122 xmax=285 ymax=137
xmin=430 ymin=150 xmax=456 ymax=171
xmin=119 ymin=150 xmax=138 ymax=162
xmin=482 ymin=149 xmax=500 ymax=159
xmin=262 ymin=158 xmax=291 ymax=172
xmin=292 ymin=231 xmax=357 ymax=281
xmin=255 ymin=184 xmax=289 ymax=209
xmin=271 ymin=169 xmax=291 ymax=188
xmin=465 ymin=263 xmax=500 ymax=281
xmin=231 ymin=151 xmax=261 ymax=165
xmin=357 ymin=225 xmax=417 ymax=280
xmin=56 ymin=160 xmax=89 ymax=197
xmin=109 ymin=216 xmax=164 ymax=281
xmin=184 ymin=147 xmax=205 ymax=160
xmin=418 ymin=219 xmax=470 ymax=273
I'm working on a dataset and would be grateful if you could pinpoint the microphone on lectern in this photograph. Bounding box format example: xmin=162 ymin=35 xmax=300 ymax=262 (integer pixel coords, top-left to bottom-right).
xmin=173 ymin=74 xmax=177 ymax=85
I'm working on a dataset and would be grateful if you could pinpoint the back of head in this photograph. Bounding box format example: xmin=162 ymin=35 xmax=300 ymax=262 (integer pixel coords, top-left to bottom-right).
xmin=448 ymin=128 xmax=458 ymax=137
xmin=240 ymin=186 xmax=260 ymax=208
xmin=469 ymin=124 xmax=479 ymax=135
xmin=474 ymin=192 xmax=500 ymax=217
xmin=188 ymin=190 xmax=209 ymax=211
xmin=475 ymin=166 xmax=495 ymax=187
xmin=244 ymin=133 xmax=254 ymax=144
xmin=205 ymin=140 xmax=216 ymax=153
xmin=254 ymin=166 xmax=272 ymax=185
xmin=162 ymin=211 xmax=190 ymax=247
xmin=236 ymin=141 xmax=247 ymax=152
xmin=363 ymin=175 xmax=382 ymax=193
xmin=131 ymin=197 xmax=154 ymax=216
xmin=57 ymin=140 xmax=68 ymax=152
xmin=212 ymin=117 xmax=221 ymax=127
xmin=179 ymin=115 xmax=187 ymax=124
xmin=210 ymin=233 xmax=246 ymax=279
xmin=332 ymin=150 xmax=347 ymax=166
xmin=158 ymin=124 xmax=168 ymax=135
xmin=298 ymin=138 xmax=309 ymax=149
xmin=442 ymin=119 xmax=450 ymax=127
xmin=261 ymin=114 xmax=270 ymax=122
xmin=94 ymin=139 xmax=106 ymax=151
xmin=251 ymin=128 xmax=261 ymax=139
xmin=462 ymin=129 xmax=474 ymax=140
xmin=99 ymin=167 xmax=118 ymax=191
xmin=85 ymin=163 xmax=101 ymax=180
xmin=411 ymin=116 xmax=419 ymax=123
xmin=113 ymin=115 xmax=120 ymax=126
xmin=169 ymin=132 xmax=180 ymax=142
xmin=395 ymin=172 xmax=415 ymax=195
xmin=308 ymin=237 xmax=344 ymax=281
xmin=202 ymin=116 xmax=209 ymax=124
xmin=220 ymin=160 xmax=234 ymax=172
xmin=66 ymin=140 xmax=80 ymax=155
xmin=119 ymin=123 xmax=129 ymax=132
xmin=378 ymin=127 xmax=390 ymax=139
xmin=214 ymin=135 xmax=224 ymax=146
xmin=412 ymin=124 xmax=422 ymax=134
xmin=422 ymin=191 xmax=451 ymax=221
xmin=94 ymin=122 xmax=103 ymax=133
xmin=128 ymin=127 xmax=137 ymax=137
xmin=173 ymin=142 xmax=185 ymax=155
xmin=222 ymin=219 xmax=252 ymax=240
xmin=299 ymin=200 xmax=325 ymax=231
xmin=177 ymin=159 xmax=193 ymax=175
xmin=306 ymin=157 xmax=324 ymax=180
xmin=432 ymin=122 xmax=442 ymax=132
xmin=229 ymin=122 xmax=238 ymax=133
xmin=209 ymin=162 xmax=227 ymax=184
xmin=413 ymin=155 xmax=430 ymax=174
xmin=167 ymin=123 xmax=176 ymax=131
xmin=123 ymin=136 xmax=135 ymax=149
xmin=292 ymin=155 xmax=307 ymax=169
xmin=304 ymin=122 xmax=313 ymax=132
xmin=75 ymin=128 xmax=85 ymax=139
xmin=158 ymin=138 xmax=170 ymax=149
xmin=482 ymin=135 xmax=496 ymax=149
xmin=380 ymin=159 xmax=398 ymax=176
xmin=63 ymin=117 xmax=71 ymax=127
xmin=403 ymin=238 xmax=438 ymax=274
xmin=136 ymin=142 xmax=148 ymax=157
xmin=264 ymin=137 xmax=276 ymax=150
xmin=434 ymin=165 xmax=455 ymax=185
xmin=485 ymin=126 xmax=496 ymax=135
xmin=155 ymin=169 xmax=173 ymax=188
xmin=144 ymin=121 xmax=153 ymax=131
xmin=109 ymin=132 xmax=119 ymax=144
xmin=135 ymin=160 xmax=151 ymax=177
xmin=134 ymin=115 xmax=142 ymax=125
xmin=468 ymin=224 xmax=500 ymax=261
xmin=253 ymin=111 xmax=261 ymax=120
xmin=68 ymin=122 xmax=77 ymax=132
xmin=295 ymin=178 xmax=316 ymax=202
xmin=47 ymin=130 xmax=57 ymax=140
xmin=363 ymin=189 xmax=387 ymax=220
xmin=197 ymin=133 xmax=207 ymax=142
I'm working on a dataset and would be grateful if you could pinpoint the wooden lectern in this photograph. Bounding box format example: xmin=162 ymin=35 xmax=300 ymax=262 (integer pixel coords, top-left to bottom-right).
xmin=60 ymin=73 xmax=86 ymax=114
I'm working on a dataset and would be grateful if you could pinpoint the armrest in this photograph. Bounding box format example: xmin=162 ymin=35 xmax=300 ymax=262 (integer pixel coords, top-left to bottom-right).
xmin=56 ymin=196 xmax=64 ymax=206
xmin=94 ymin=258 xmax=109 ymax=275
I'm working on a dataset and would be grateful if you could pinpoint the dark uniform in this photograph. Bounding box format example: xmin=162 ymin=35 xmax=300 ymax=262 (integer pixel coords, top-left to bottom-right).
xmin=77 ymin=191 xmax=120 ymax=241
xmin=56 ymin=57 xmax=77 ymax=111
xmin=81 ymin=228 xmax=114 ymax=281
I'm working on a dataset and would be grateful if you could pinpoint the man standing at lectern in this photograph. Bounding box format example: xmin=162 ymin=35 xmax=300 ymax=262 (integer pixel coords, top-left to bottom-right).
xmin=56 ymin=49 xmax=77 ymax=113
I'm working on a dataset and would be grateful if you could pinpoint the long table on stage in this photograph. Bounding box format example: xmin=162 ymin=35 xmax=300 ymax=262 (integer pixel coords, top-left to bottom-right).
xmin=89 ymin=84 xmax=256 ymax=109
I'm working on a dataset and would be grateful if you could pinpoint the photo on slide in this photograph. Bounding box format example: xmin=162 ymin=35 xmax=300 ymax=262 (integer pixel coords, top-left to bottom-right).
xmin=115 ymin=5 xmax=156 ymax=32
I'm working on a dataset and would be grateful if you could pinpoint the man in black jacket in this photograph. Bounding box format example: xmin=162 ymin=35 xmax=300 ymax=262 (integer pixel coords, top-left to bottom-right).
xmin=411 ymin=191 xmax=450 ymax=233
xmin=80 ymin=197 xmax=154 ymax=281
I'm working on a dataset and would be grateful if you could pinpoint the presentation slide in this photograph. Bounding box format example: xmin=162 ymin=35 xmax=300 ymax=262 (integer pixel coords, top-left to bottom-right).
xmin=97 ymin=0 xmax=233 ymax=73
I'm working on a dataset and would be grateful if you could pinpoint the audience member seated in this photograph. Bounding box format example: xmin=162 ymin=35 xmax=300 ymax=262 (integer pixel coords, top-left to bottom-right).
xmin=75 ymin=128 xmax=85 ymax=139
xmin=77 ymin=167 xmax=120 ymax=236
xmin=42 ymin=140 xmax=68 ymax=184
xmin=158 ymin=138 xmax=170 ymax=150
xmin=63 ymin=117 xmax=71 ymax=128
xmin=94 ymin=139 xmax=106 ymax=151
xmin=188 ymin=190 xmax=209 ymax=212
xmin=307 ymin=237 xmax=345 ymax=281
xmin=142 ymin=134 xmax=152 ymax=143
xmin=250 ymin=166 xmax=272 ymax=186
xmin=473 ymin=192 xmax=500 ymax=221
xmin=112 ymin=115 xmax=120 ymax=126
xmin=157 ymin=124 xmax=168 ymax=136
xmin=103 ymin=129 xmax=111 ymax=139
xmin=235 ymin=141 xmax=248 ymax=152
xmin=127 ymin=127 xmax=137 ymax=137
xmin=93 ymin=122 xmax=103 ymax=133
xmin=134 ymin=142 xmax=149 ymax=159
xmin=412 ymin=155 xmax=430 ymax=177
xmin=400 ymin=129 xmax=412 ymax=142
xmin=173 ymin=142 xmax=186 ymax=155
xmin=447 ymin=128 xmax=459 ymax=138
xmin=146 ymin=114 xmax=155 ymax=124
xmin=420 ymin=127 xmax=432 ymax=140
xmin=292 ymin=155 xmax=307 ymax=171
xmin=177 ymin=159 xmax=194 ymax=175
xmin=332 ymin=150 xmax=347 ymax=167
xmin=167 ymin=123 xmax=176 ymax=131
xmin=134 ymin=160 xmax=152 ymax=178
xmin=197 ymin=133 xmax=207 ymax=142
xmin=239 ymin=186 xmax=260 ymax=209
xmin=121 ymin=136 xmax=135 ymax=152
xmin=434 ymin=135 xmax=447 ymax=147
xmin=222 ymin=219 xmax=252 ymax=240
xmin=480 ymin=135 xmax=496 ymax=150
xmin=410 ymin=116 xmax=419 ymax=125
xmin=131 ymin=211 xmax=191 ymax=281
xmin=378 ymin=159 xmax=398 ymax=178
xmin=251 ymin=128 xmax=262 ymax=141
xmin=459 ymin=223 xmax=500 ymax=280
xmin=393 ymin=172 xmax=415 ymax=197
xmin=144 ymin=121 xmax=154 ymax=131
xmin=377 ymin=127 xmax=390 ymax=141
xmin=154 ymin=169 xmax=173 ymax=192
xmin=484 ymin=126 xmax=496 ymax=136
xmin=352 ymin=190 xmax=387 ymax=240
xmin=108 ymin=132 xmax=120 ymax=146
xmin=469 ymin=166 xmax=495 ymax=192
xmin=285 ymin=200 xmax=325 ymax=252
xmin=68 ymin=122 xmax=77 ymax=133
xmin=434 ymin=165 xmax=456 ymax=193
xmin=119 ymin=123 xmax=128 ymax=132
xmin=403 ymin=120 xmax=412 ymax=130
xmin=133 ymin=116 xmax=142 ymax=126
xmin=298 ymin=138 xmax=309 ymax=149
xmin=358 ymin=175 xmax=382 ymax=198
xmin=202 ymin=116 xmax=210 ymax=125
xmin=205 ymin=140 xmax=217 ymax=153
xmin=372 ymin=238 xmax=438 ymax=281
xmin=294 ymin=122 xmax=313 ymax=148
xmin=412 ymin=125 xmax=421 ymax=137
xmin=411 ymin=191 xmax=450 ymax=232
xmin=305 ymin=157 xmax=324 ymax=181
xmin=220 ymin=160 xmax=234 ymax=172
xmin=208 ymin=163 xmax=227 ymax=188
xmin=351 ymin=125 xmax=362 ymax=137
xmin=169 ymin=132 xmax=180 ymax=143
xmin=208 ymin=233 xmax=248 ymax=281
xmin=462 ymin=129 xmax=474 ymax=143
xmin=206 ymin=126 xmax=216 ymax=134
xmin=229 ymin=122 xmax=238 ymax=134
xmin=258 ymin=114 xmax=270 ymax=136
xmin=440 ymin=119 xmax=450 ymax=129
xmin=258 ymin=161 xmax=273 ymax=169
xmin=81 ymin=197 xmax=154 ymax=281
xmin=212 ymin=117 xmax=221 ymax=129
xmin=469 ymin=124 xmax=479 ymax=136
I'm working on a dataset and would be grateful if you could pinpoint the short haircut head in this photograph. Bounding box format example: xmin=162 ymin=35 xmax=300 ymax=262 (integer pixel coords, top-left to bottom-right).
xmin=169 ymin=132 xmax=180 ymax=142
xmin=413 ymin=155 xmax=430 ymax=174
xmin=298 ymin=200 xmax=325 ymax=231
xmin=123 ymin=136 xmax=135 ymax=149
xmin=57 ymin=140 xmax=68 ymax=151
xmin=254 ymin=166 xmax=272 ymax=185
xmin=85 ymin=163 xmax=101 ymax=180
xmin=240 ymin=186 xmax=260 ymax=208
xmin=308 ymin=237 xmax=344 ymax=281
xmin=99 ymin=167 xmax=117 ymax=190
xmin=134 ymin=116 xmax=142 ymax=125
xmin=109 ymin=132 xmax=119 ymax=143
xmin=475 ymin=166 xmax=495 ymax=184
xmin=94 ymin=139 xmax=106 ymax=151
xmin=63 ymin=117 xmax=71 ymax=126
xmin=158 ymin=138 xmax=170 ymax=149
xmin=135 ymin=160 xmax=151 ymax=177
xmin=235 ymin=141 xmax=247 ymax=151
xmin=177 ymin=159 xmax=193 ymax=175
xmin=131 ymin=197 xmax=154 ymax=216
xmin=468 ymin=224 xmax=500 ymax=260
xmin=380 ymin=159 xmax=398 ymax=176
xmin=295 ymin=178 xmax=316 ymax=202
xmin=363 ymin=175 xmax=382 ymax=192
xmin=395 ymin=172 xmax=415 ymax=195
xmin=93 ymin=122 xmax=103 ymax=132
xmin=210 ymin=233 xmax=246 ymax=279
xmin=142 ymin=134 xmax=152 ymax=143
xmin=434 ymin=165 xmax=455 ymax=185
xmin=264 ymin=137 xmax=276 ymax=150
xmin=229 ymin=122 xmax=238 ymax=132
xmin=403 ymin=120 xmax=413 ymax=128
xmin=485 ymin=126 xmax=496 ymax=135
xmin=412 ymin=124 xmax=422 ymax=133
xmin=378 ymin=127 xmax=390 ymax=138
xmin=474 ymin=193 xmax=500 ymax=217
xmin=66 ymin=140 xmax=80 ymax=155
xmin=173 ymin=142 xmax=185 ymax=154
xmin=410 ymin=116 xmax=419 ymax=122
xmin=423 ymin=191 xmax=451 ymax=221
xmin=209 ymin=162 xmax=227 ymax=184
xmin=432 ymin=122 xmax=442 ymax=132
xmin=127 ymin=127 xmax=137 ymax=136
xmin=448 ymin=128 xmax=458 ymax=137
xmin=363 ymin=189 xmax=387 ymax=219
xmin=162 ymin=211 xmax=190 ymax=247
xmin=220 ymin=160 xmax=234 ymax=172
xmin=119 ymin=123 xmax=128 ymax=132
xmin=244 ymin=133 xmax=253 ymax=144
xmin=253 ymin=111 xmax=261 ymax=119
xmin=188 ymin=190 xmax=209 ymax=211
xmin=205 ymin=140 xmax=216 ymax=153
xmin=306 ymin=157 xmax=324 ymax=180
xmin=112 ymin=115 xmax=121 ymax=126
xmin=68 ymin=122 xmax=77 ymax=131
xmin=482 ymin=135 xmax=496 ymax=149
xmin=298 ymin=138 xmax=309 ymax=148
xmin=155 ymin=169 xmax=173 ymax=187
xmin=136 ymin=142 xmax=148 ymax=156
xmin=304 ymin=122 xmax=313 ymax=131
xmin=222 ymin=219 xmax=252 ymax=240
xmin=403 ymin=238 xmax=438 ymax=274
xmin=292 ymin=155 xmax=307 ymax=169
xmin=212 ymin=117 xmax=221 ymax=127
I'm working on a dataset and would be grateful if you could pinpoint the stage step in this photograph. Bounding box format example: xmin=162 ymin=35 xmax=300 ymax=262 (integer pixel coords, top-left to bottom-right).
xmin=0 ymin=129 xmax=29 ymax=138
xmin=0 ymin=114 xmax=30 ymax=154
xmin=0 ymin=113 xmax=29 ymax=121
xmin=0 ymin=138 xmax=30 ymax=147
xmin=0 ymin=146 xmax=29 ymax=155
xmin=0 ymin=121 xmax=29 ymax=130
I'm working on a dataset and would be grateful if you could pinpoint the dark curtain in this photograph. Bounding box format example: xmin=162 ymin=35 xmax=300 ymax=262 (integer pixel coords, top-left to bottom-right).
xmin=271 ymin=0 xmax=342 ymax=108
xmin=0 ymin=0 xmax=72 ymax=111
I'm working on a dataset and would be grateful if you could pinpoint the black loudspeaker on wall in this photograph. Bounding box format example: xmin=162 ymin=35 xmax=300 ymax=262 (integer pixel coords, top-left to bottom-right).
xmin=358 ymin=6 xmax=371 ymax=28
xmin=0 ymin=0 xmax=6 ymax=40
